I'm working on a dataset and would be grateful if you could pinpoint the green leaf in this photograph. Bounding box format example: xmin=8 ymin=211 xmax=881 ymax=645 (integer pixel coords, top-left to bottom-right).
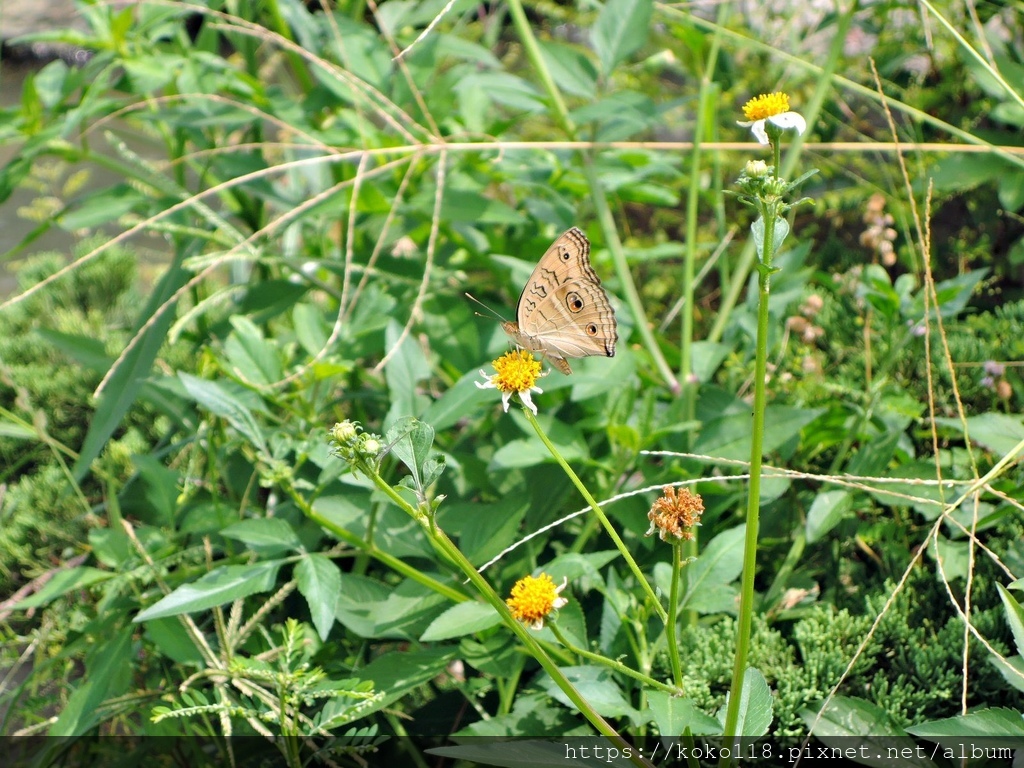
xmin=695 ymin=404 xmax=825 ymax=462
xmin=934 ymin=412 xmax=1024 ymax=457
xmin=296 ymin=553 xmax=342 ymax=641
xmin=60 ymin=184 xmax=148 ymax=229
xmin=334 ymin=575 xmax=448 ymax=639
xmin=931 ymin=536 xmax=969 ymax=582
xmin=179 ymin=372 xmax=270 ymax=456
xmin=453 ymin=72 xmax=546 ymax=112
xmin=293 ymin=302 xmax=329 ymax=356
xmin=996 ymin=583 xmax=1024 ymax=657
xmin=647 ymin=692 xmax=722 ymax=737
xmin=134 ymin=561 xmax=285 ymax=622
xmin=351 ymin=646 xmax=457 ymax=712
xmin=907 ymin=707 xmax=1024 ymax=739
xmin=538 ymin=41 xmax=597 ymax=99
xmin=50 ymin=626 xmax=134 ymax=736
xmin=0 ymin=418 xmax=36 ymax=440
xmin=864 ymin=461 xmax=948 ymax=520
xmin=221 ymin=518 xmax=302 ymax=554
xmin=143 ymin=616 xmax=206 ymax=665
xmin=422 ymin=369 xmax=500 ymax=432
xmin=540 ymin=666 xmax=640 ymax=721
xmin=802 ymin=696 xmax=925 ymax=767
xmin=420 ymin=601 xmax=501 ymax=641
xmin=717 ymin=667 xmax=772 ymax=742
xmin=447 ymin=497 xmax=528 ymax=566
xmin=990 ymin=653 xmax=1024 ymax=693
xmin=913 ymin=268 xmax=987 ymax=319
xmin=8 ymin=567 xmax=112 ymax=611
xmin=223 ymin=315 xmax=283 ymax=386
xmin=591 ymin=0 xmax=653 ymax=77
xmin=386 ymin=417 xmax=435 ymax=493
xmin=36 ymin=328 xmax=111 ymax=371
xmin=806 ymin=490 xmax=853 ymax=543
xmin=73 ymin=259 xmax=190 ymax=480
xmin=122 ymin=55 xmax=182 ymax=93
xmin=384 ymin=320 xmax=431 ymax=423
xmin=751 ymin=215 xmax=790 ymax=260
xmin=680 ymin=525 xmax=744 ymax=613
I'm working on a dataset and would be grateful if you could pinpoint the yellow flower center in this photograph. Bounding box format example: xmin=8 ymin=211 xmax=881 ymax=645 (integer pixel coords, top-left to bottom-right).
xmin=742 ymin=92 xmax=790 ymax=121
xmin=506 ymin=573 xmax=560 ymax=623
xmin=491 ymin=350 xmax=542 ymax=393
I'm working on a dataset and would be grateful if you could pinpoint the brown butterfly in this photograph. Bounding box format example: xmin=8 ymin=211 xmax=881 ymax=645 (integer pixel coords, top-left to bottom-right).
xmin=502 ymin=227 xmax=617 ymax=374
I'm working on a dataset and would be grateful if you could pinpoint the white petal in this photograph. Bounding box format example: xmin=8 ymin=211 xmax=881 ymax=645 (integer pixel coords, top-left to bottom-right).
xmin=501 ymin=391 xmax=513 ymax=412
xmin=750 ymin=119 xmax=770 ymax=144
xmin=768 ymin=111 xmax=806 ymax=135
xmin=518 ymin=390 xmax=538 ymax=415
xmin=476 ymin=370 xmax=497 ymax=390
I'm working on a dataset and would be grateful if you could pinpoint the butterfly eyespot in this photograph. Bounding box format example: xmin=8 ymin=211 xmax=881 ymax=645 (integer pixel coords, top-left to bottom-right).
xmin=561 ymin=249 xmax=571 ymax=260
xmin=566 ymin=292 xmax=584 ymax=312
xmin=586 ymin=323 xmax=598 ymax=336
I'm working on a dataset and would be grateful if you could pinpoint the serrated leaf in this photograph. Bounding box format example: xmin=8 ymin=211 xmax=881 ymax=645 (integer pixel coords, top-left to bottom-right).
xmin=296 ymin=553 xmax=342 ymax=641
xmin=648 ymin=692 xmax=722 ymax=737
xmin=591 ymin=0 xmax=653 ymax=77
xmin=221 ymin=518 xmax=302 ymax=553
xmin=907 ymin=707 xmax=1024 ymax=740
xmin=806 ymin=490 xmax=853 ymax=543
xmin=420 ymin=601 xmax=502 ymax=641
xmin=680 ymin=525 xmax=744 ymax=613
xmin=134 ymin=561 xmax=284 ymax=622
xmin=179 ymin=372 xmax=269 ymax=456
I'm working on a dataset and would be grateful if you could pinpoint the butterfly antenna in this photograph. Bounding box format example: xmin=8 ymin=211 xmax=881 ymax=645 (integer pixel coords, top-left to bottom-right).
xmin=465 ymin=292 xmax=507 ymax=322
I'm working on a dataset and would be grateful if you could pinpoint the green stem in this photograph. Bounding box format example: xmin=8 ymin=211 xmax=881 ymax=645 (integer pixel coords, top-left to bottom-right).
xmin=720 ymin=192 xmax=775 ymax=760
xmin=523 ymin=407 xmax=668 ymax=623
xmin=706 ymin=5 xmax=853 ymax=345
xmin=337 ymin=442 xmax=652 ymax=767
xmin=666 ymin=542 xmax=684 ymax=688
xmin=548 ymin=623 xmax=681 ymax=695
xmin=283 ymin=479 xmax=467 ymax=604
xmin=426 ymin=506 xmax=651 ymax=767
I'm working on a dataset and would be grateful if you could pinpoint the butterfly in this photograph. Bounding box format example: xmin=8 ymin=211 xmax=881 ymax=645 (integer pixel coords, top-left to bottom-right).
xmin=502 ymin=227 xmax=617 ymax=375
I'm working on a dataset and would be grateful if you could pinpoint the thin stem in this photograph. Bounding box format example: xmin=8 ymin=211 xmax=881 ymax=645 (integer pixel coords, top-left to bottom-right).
xmin=720 ymin=190 xmax=775 ymax=758
xmin=335 ymin=435 xmax=652 ymax=767
xmin=666 ymin=542 xmax=684 ymax=688
xmin=283 ymin=478 xmax=467 ymax=604
xmin=523 ymin=407 xmax=668 ymax=623
xmin=426 ymin=507 xmax=652 ymax=767
xmin=547 ymin=623 xmax=681 ymax=695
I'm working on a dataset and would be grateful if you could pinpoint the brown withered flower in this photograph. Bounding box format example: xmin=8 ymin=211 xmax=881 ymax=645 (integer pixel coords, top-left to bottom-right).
xmin=646 ymin=486 xmax=704 ymax=542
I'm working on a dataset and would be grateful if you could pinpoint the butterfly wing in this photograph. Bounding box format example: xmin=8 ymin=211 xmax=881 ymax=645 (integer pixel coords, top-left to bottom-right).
xmin=504 ymin=228 xmax=617 ymax=374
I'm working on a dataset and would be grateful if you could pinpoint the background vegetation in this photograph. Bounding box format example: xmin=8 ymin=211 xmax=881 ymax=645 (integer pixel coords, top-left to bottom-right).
xmin=2 ymin=0 xmax=1023 ymax=765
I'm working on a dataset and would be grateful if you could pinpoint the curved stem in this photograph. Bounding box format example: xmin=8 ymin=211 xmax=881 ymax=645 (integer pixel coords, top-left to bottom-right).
xmin=523 ymin=407 xmax=668 ymax=623
xmin=548 ymin=622 xmax=681 ymax=695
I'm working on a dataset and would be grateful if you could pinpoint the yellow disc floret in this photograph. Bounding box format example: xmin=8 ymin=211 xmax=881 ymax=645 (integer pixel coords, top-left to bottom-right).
xmin=491 ymin=350 xmax=543 ymax=393
xmin=506 ymin=573 xmax=567 ymax=629
xmin=742 ymin=92 xmax=790 ymax=121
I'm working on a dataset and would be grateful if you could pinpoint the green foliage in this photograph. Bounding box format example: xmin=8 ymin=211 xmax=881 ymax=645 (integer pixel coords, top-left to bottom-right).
xmin=0 ymin=0 xmax=1021 ymax=761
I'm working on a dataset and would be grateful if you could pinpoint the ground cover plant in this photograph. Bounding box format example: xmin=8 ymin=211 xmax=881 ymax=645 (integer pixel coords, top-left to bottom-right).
xmin=1 ymin=1 xmax=1023 ymax=766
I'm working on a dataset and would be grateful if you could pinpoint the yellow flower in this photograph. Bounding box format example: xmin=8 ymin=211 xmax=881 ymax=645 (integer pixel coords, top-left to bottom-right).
xmin=506 ymin=573 xmax=568 ymax=630
xmin=476 ymin=350 xmax=545 ymax=415
xmin=645 ymin=485 xmax=704 ymax=542
xmin=738 ymin=92 xmax=806 ymax=145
